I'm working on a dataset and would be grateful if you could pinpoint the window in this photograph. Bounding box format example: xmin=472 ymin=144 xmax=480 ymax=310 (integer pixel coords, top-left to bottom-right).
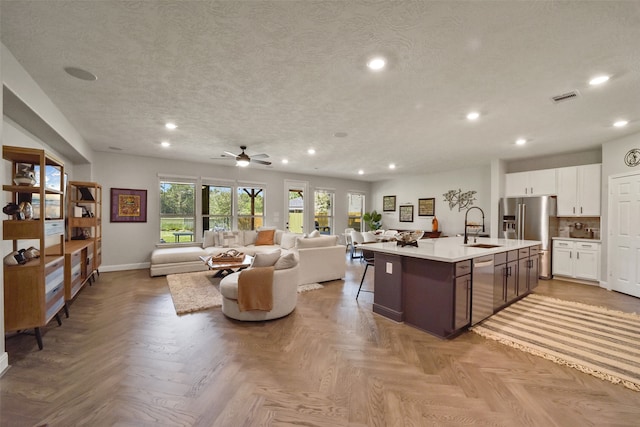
xmin=237 ymin=185 xmax=264 ymax=230
xmin=314 ymin=189 xmax=334 ymax=235
xmin=202 ymin=184 xmax=232 ymax=231
xmin=348 ymin=193 xmax=365 ymax=232
xmin=160 ymin=180 xmax=195 ymax=243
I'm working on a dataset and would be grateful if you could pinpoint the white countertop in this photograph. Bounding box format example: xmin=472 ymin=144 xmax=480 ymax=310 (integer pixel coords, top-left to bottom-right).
xmin=362 ymin=236 xmax=541 ymax=263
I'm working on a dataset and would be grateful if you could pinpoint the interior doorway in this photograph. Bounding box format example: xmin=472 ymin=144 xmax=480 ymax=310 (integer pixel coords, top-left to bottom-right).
xmin=608 ymin=171 xmax=640 ymax=298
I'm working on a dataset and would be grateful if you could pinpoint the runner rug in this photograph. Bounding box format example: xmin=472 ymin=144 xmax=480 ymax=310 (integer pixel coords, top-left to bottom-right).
xmin=471 ymin=293 xmax=640 ymax=391
xmin=166 ymin=270 xmax=324 ymax=315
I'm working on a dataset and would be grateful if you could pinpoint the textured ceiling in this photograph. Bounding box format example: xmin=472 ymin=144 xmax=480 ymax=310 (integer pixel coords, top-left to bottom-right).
xmin=1 ymin=1 xmax=639 ymax=181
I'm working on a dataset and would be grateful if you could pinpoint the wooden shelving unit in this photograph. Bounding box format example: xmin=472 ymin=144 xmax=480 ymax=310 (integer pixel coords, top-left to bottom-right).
xmin=3 ymin=145 xmax=66 ymax=350
xmin=65 ymin=181 xmax=102 ymax=302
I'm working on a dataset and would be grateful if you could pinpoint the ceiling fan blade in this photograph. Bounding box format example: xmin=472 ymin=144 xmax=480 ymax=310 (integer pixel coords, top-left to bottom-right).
xmin=212 ymin=156 xmax=234 ymax=160
xmin=252 ymin=159 xmax=272 ymax=165
xmin=251 ymin=153 xmax=269 ymax=159
xmin=223 ymin=151 xmax=237 ymax=157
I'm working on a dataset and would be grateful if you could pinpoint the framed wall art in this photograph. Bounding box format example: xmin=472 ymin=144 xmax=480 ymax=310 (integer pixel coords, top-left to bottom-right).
xmin=418 ymin=198 xmax=435 ymax=216
xmin=399 ymin=205 xmax=414 ymax=222
xmin=383 ymin=195 xmax=396 ymax=211
xmin=111 ymin=188 xmax=147 ymax=222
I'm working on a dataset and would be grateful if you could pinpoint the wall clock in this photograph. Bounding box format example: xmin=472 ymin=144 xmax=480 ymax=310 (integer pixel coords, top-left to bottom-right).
xmin=624 ymin=148 xmax=640 ymax=167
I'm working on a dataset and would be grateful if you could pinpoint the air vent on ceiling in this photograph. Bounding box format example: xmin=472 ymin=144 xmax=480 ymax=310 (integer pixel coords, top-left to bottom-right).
xmin=551 ymin=90 xmax=580 ymax=103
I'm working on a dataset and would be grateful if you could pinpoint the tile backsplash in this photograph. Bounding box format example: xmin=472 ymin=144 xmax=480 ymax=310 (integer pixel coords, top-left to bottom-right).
xmin=558 ymin=217 xmax=601 ymax=239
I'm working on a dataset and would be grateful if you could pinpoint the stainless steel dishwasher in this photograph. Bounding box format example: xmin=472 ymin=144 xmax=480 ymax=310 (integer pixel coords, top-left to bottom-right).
xmin=471 ymin=255 xmax=495 ymax=325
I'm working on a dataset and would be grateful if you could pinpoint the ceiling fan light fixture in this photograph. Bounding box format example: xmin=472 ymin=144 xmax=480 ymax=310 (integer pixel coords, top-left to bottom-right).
xmin=236 ymin=159 xmax=250 ymax=167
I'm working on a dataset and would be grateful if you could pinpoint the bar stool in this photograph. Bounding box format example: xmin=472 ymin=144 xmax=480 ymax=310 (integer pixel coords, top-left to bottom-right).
xmin=356 ymin=249 xmax=375 ymax=299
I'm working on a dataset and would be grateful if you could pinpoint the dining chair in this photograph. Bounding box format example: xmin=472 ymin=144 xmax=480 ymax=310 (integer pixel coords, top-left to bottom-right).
xmin=350 ymin=230 xmax=364 ymax=259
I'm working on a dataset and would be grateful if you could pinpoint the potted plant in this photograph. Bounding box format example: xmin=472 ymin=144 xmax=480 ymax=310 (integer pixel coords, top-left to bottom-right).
xmin=363 ymin=210 xmax=382 ymax=231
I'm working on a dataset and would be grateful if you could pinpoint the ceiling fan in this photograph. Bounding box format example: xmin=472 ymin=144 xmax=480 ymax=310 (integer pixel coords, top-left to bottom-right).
xmin=217 ymin=145 xmax=271 ymax=167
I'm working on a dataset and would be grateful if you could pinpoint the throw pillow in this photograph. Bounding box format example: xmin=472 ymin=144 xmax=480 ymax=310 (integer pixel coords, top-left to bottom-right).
xmin=255 ymin=229 xmax=275 ymax=246
xmin=274 ymin=252 xmax=298 ymax=270
xmin=203 ymin=230 xmax=216 ymax=248
xmin=251 ymin=249 xmax=281 ymax=268
xmin=280 ymin=232 xmax=300 ymax=250
xmin=308 ymin=230 xmax=321 ymax=238
xmin=295 ymin=235 xmax=339 ymax=249
xmin=243 ymin=230 xmax=258 ymax=246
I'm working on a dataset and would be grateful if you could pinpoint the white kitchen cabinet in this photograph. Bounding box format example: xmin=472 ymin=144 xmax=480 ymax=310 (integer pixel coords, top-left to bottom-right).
xmin=505 ymin=169 xmax=557 ymax=197
xmin=557 ymin=164 xmax=601 ymax=216
xmin=552 ymin=239 xmax=600 ymax=282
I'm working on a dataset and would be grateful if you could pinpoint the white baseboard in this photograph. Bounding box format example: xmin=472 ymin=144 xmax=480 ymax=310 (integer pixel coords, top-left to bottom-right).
xmin=0 ymin=352 xmax=9 ymax=377
xmin=99 ymin=262 xmax=150 ymax=272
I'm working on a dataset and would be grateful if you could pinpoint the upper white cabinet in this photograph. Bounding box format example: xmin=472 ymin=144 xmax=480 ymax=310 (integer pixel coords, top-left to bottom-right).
xmin=557 ymin=164 xmax=601 ymax=216
xmin=505 ymin=169 xmax=557 ymax=197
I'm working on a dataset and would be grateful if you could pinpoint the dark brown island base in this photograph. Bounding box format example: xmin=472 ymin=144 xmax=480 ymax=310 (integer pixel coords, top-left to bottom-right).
xmin=363 ymin=237 xmax=542 ymax=339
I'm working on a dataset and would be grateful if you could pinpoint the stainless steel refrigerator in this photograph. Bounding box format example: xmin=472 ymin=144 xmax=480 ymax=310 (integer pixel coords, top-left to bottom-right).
xmin=498 ymin=196 xmax=558 ymax=279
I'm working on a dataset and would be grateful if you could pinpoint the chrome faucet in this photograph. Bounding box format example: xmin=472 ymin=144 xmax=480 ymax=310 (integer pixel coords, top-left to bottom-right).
xmin=464 ymin=206 xmax=485 ymax=244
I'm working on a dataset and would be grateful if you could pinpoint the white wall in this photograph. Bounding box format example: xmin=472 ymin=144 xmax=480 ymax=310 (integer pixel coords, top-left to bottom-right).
xmin=600 ymin=130 xmax=640 ymax=285
xmin=0 ymin=8 xmax=6 ymax=373
xmin=370 ymin=165 xmax=492 ymax=237
xmin=94 ymin=151 xmax=370 ymax=271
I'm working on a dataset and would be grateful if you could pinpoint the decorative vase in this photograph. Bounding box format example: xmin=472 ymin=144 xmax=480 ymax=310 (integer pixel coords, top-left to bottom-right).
xmin=432 ymin=216 xmax=439 ymax=232
xmin=19 ymin=201 xmax=34 ymax=220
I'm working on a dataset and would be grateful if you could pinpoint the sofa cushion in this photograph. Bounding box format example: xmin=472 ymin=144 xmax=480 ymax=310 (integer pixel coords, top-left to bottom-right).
xmin=274 ymin=252 xmax=298 ymax=270
xmin=255 ymin=229 xmax=275 ymax=246
xmin=280 ymin=232 xmax=301 ymax=250
xmin=308 ymin=230 xmax=321 ymax=238
xmin=251 ymin=249 xmax=281 ymax=267
xmin=151 ymin=246 xmax=205 ymax=264
xmin=296 ymin=235 xmax=338 ymax=249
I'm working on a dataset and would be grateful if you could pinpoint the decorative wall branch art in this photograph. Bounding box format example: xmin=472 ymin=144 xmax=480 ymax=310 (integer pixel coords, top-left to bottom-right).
xmin=443 ymin=189 xmax=477 ymax=212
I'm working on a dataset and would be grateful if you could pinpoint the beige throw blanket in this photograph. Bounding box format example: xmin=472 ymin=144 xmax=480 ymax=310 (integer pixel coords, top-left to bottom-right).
xmin=237 ymin=266 xmax=274 ymax=312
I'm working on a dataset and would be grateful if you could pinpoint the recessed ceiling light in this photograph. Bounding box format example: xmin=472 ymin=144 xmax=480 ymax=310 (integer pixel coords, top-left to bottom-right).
xmin=589 ymin=75 xmax=610 ymax=86
xmin=613 ymin=120 xmax=628 ymax=128
xmin=161 ymin=141 xmax=170 ymax=148
xmin=358 ymin=170 xmax=364 ymax=175
xmin=515 ymin=138 xmax=527 ymax=146
xmin=367 ymin=57 xmax=386 ymax=71
xmin=282 ymin=159 xmax=289 ymax=164
xmin=389 ymin=163 xmax=396 ymax=169
xmin=64 ymin=66 xmax=97 ymax=81
xmin=466 ymin=112 xmax=480 ymax=120
xmin=165 ymin=122 xmax=177 ymax=130
xmin=308 ymin=148 xmax=316 ymax=155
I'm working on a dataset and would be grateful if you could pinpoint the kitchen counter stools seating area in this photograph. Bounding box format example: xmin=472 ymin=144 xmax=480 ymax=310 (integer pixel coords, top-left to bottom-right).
xmin=356 ymin=248 xmax=375 ymax=300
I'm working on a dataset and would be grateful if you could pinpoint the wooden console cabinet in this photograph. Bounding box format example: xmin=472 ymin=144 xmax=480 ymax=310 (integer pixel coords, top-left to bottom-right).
xmin=3 ymin=146 xmax=66 ymax=349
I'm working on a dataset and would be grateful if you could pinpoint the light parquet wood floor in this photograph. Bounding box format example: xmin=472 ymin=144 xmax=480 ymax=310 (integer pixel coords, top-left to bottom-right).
xmin=2 ymin=256 xmax=640 ymax=426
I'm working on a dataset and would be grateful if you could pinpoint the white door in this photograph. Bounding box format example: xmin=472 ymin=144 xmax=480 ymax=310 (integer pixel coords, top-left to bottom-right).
xmin=284 ymin=180 xmax=308 ymax=233
xmin=609 ymin=172 xmax=640 ymax=297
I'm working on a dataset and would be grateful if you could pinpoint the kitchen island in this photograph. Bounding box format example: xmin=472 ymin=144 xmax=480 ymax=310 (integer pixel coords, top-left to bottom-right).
xmin=362 ymin=236 xmax=541 ymax=338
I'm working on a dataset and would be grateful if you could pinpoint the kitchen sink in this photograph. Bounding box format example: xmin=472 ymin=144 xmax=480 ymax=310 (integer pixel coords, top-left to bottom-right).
xmin=467 ymin=243 xmax=502 ymax=249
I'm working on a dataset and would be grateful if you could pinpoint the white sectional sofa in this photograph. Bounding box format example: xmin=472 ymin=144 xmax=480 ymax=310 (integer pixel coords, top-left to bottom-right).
xmin=150 ymin=229 xmax=346 ymax=285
